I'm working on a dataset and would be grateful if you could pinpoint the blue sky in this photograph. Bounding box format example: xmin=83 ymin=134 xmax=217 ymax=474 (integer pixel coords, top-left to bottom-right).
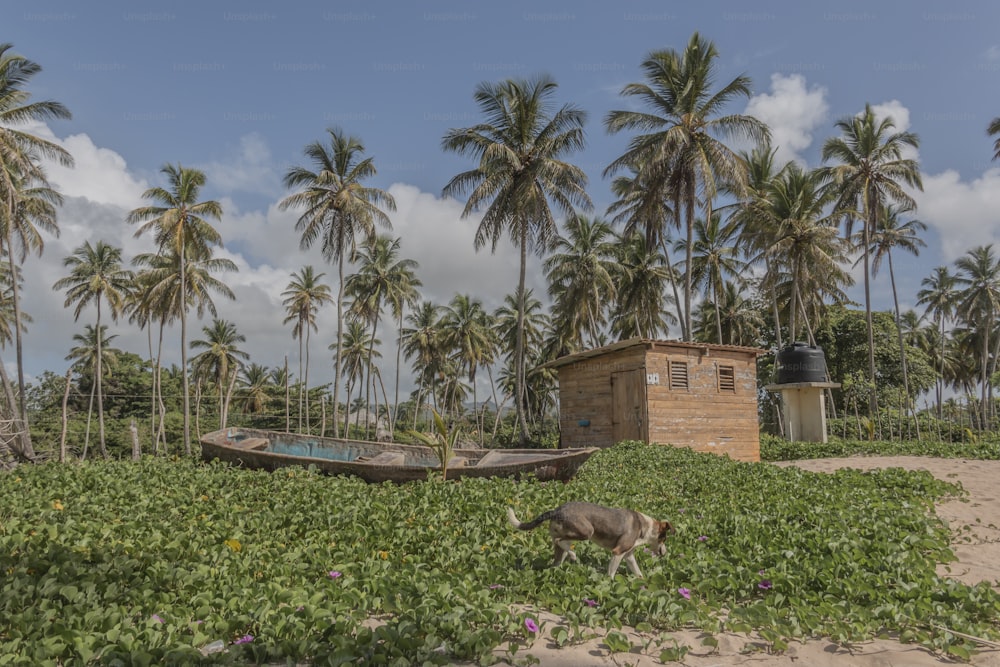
xmin=9 ymin=0 xmax=1000 ymax=394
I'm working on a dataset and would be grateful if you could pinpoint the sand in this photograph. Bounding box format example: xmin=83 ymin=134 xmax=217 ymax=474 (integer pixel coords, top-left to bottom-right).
xmin=472 ymin=457 xmax=1000 ymax=667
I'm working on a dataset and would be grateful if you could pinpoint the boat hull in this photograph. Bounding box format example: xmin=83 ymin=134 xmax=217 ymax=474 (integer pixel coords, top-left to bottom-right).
xmin=199 ymin=428 xmax=597 ymax=483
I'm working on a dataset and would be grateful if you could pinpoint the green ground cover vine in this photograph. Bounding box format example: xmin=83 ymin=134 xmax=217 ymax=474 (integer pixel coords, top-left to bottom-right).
xmin=1 ymin=441 xmax=998 ymax=665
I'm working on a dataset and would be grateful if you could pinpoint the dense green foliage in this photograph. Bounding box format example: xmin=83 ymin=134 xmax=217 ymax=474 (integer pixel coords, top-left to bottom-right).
xmin=1 ymin=442 xmax=999 ymax=665
xmin=760 ymin=432 xmax=1000 ymax=461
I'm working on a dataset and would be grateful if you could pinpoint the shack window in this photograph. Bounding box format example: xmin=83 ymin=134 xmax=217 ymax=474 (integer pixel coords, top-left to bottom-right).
xmin=668 ymin=360 xmax=689 ymax=390
xmin=718 ymin=365 xmax=735 ymax=393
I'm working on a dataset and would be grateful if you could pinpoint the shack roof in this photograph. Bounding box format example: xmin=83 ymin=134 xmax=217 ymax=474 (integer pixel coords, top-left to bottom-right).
xmin=541 ymin=337 xmax=768 ymax=370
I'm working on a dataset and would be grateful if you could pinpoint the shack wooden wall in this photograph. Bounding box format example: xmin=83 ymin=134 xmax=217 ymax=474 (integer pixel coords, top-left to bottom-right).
xmin=556 ymin=344 xmax=760 ymax=462
xmin=556 ymin=346 xmax=647 ymax=449
xmin=643 ymin=347 xmax=759 ymax=462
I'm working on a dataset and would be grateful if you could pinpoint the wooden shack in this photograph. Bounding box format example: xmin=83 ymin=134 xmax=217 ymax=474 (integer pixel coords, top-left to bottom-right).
xmin=545 ymin=338 xmax=765 ymax=462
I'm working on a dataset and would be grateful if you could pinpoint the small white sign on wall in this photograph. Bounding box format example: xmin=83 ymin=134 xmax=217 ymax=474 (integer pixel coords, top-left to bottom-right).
xmin=646 ymin=373 xmax=659 ymax=385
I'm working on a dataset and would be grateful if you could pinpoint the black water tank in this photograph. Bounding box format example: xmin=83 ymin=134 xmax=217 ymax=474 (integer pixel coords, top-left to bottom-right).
xmin=775 ymin=342 xmax=829 ymax=383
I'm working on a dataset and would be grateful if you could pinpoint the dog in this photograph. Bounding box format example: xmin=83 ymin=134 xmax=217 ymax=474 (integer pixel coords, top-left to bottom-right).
xmin=507 ymin=501 xmax=674 ymax=578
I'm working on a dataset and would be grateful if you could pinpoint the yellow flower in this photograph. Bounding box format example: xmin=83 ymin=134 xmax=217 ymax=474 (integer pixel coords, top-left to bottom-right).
xmin=378 ymin=550 xmax=389 ymax=560
xmin=51 ymin=500 xmax=64 ymax=511
xmin=224 ymin=538 xmax=242 ymax=552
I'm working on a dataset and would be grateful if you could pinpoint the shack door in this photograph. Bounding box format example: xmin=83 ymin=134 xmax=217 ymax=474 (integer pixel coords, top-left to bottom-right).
xmin=611 ymin=369 xmax=647 ymax=443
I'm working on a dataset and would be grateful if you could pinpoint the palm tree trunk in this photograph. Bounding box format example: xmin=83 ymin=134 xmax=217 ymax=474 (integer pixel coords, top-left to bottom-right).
xmin=284 ymin=355 xmax=290 ymax=432
xmin=332 ymin=255 xmax=346 ymax=437
xmin=862 ymin=198 xmax=878 ymax=418
xmin=146 ymin=324 xmax=157 ymax=454
xmin=297 ymin=319 xmax=304 ymax=432
xmin=59 ymin=369 xmax=71 ymax=463
xmin=95 ymin=303 xmax=108 ymax=458
xmin=156 ymin=322 xmax=167 ymax=454
xmin=765 ymin=257 xmax=784 ymax=350
xmin=304 ymin=321 xmax=312 ymax=433
xmin=515 ymin=227 xmax=529 ymax=444
xmin=82 ymin=380 xmax=95 ymax=461
xmin=4 ymin=234 xmax=33 ymax=459
xmin=222 ymin=368 xmax=238 ymax=429
xmin=392 ymin=310 xmax=404 ymax=439
xmin=981 ymin=322 xmax=991 ymax=432
xmin=180 ymin=234 xmax=192 ymax=455
xmin=365 ymin=313 xmax=381 ymax=439
xmin=887 ymin=251 xmax=919 ymax=438
xmin=684 ymin=185 xmax=696 ymax=342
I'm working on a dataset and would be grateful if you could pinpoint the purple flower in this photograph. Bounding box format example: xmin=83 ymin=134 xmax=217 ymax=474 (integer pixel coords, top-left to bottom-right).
xmin=678 ymin=587 xmax=691 ymax=600
xmin=233 ymin=634 xmax=254 ymax=645
xmin=151 ymin=614 xmax=164 ymax=624
xmin=758 ymin=580 xmax=773 ymax=590
xmin=489 ymin=583 xmax=504 ymax=590
xmin=584 ymin=598 xmax=598 ymax=607
xmin=524 ymin=618 xmax=539 ymax=633
xmin=697 ymin=535 xmax=707 ymax=542
xmin=758 ymin=569 xmax=766 ymax=576
xmin=328 ymin=570 xmax=342 ymax=579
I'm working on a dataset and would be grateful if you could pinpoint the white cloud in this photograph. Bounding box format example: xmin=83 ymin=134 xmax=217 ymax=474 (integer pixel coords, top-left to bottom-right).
xmin=913 ymin=168 xmax=1000 ymax=262
xmin=199 ymin=132 xmax=281 ymax=196
xmin=744 ymin=73 xmax=829 ymax=165
xmin=869 ymin=99 xmax=912 ymax=133
xmin=21 ymin=125 xmax=539 ymax=402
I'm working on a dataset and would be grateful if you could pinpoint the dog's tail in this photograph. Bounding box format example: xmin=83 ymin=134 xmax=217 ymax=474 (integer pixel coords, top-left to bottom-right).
xmin=507 ymin=506 xmax=556 ymax=531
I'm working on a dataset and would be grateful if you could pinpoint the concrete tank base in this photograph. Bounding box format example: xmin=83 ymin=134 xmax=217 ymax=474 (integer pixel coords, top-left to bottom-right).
xmin=765 ymin=381 xmax=841 ymax=443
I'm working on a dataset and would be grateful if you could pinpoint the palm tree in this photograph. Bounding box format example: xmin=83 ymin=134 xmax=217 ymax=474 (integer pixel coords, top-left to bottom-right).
xmin=442 ymin=75 xmax=591 ymax=444
xmin=682 ymin=212 xmax=746 ymax=344
xmin=282 ymin=266 xmax=333 ymax=432
xmin=345 ymin=235 xmax=420 ymax=436
xmin=0 ymin=261 xmax=30 ymax=346
xmin=402 ymin=300 xmax=444 ymax=426
xmin=0 ymin=45 xmax=73 ymax=456
xmin=733 ymin=143 xmax=787 ymax=349
xmin=759 ymin=163 xmax=851 ymax=344
xmin=609 ymin=231 xmax=675 ymax=340
xmin=131 ymin=248 xmax=236 ymax=451
xmin=335 ymin=318 xmax=379 ymax=436
xmin=190 ymin=319 xmax=249 ymax=430
xmin=280 ymin=127 xmax=396 ymax=439
xmin=345 ymin=235 xmax=421 ymax=437
xmin=127 ymin=164 xmax=225 ymax=454
xmin=53 ymin=241 xmax=133 ymax=457
xmin=861 ymin=204 xmax=927 ymax=432
xmin=988 ymin=116 xmax=1000 ymax=162
xmin=694 ymin=280 xmax=764 ymax=346
xmin=607 ymin=165 xmax=684 ymax=331
xmin=953 ymin=245 xmax=1000 ymax=429
xmin=821 ymin=103 xmax=922 ymax=414
xmin=441 ymin=293 xmax=495 ymax=443
xmin=238 ymin=362 xmax=272 ymax=419
xmin=605 ymin=32 xmax=769 ymax=340
xmin=917 ymin=266 xmax=958 ymax=418
xmin=65 ymin=324 xmax=119 ymax=459
xmin=544 ymin=214 xmax=617 ymax=351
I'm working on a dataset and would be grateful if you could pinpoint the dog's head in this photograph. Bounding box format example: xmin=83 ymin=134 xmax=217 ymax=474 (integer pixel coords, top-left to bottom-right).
xmin=652 ymin=520 xmax=675 ymax=557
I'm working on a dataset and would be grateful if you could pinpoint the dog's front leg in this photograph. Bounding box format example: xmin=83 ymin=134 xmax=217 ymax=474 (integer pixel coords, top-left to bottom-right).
xmin=624 ymin=551 xmax=643 ymax=578
xmin=607 ymin=552 xmax=625 ymax=577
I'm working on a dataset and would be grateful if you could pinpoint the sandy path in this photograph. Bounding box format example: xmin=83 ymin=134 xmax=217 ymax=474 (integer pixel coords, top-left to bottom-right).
xmin=473 ymin=457 xmax=1000 ymax=666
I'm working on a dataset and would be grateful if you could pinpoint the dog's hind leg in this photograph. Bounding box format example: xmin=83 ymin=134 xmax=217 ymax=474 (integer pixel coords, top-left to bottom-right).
xmin=553 ymin=539 xmax=577 ymax=565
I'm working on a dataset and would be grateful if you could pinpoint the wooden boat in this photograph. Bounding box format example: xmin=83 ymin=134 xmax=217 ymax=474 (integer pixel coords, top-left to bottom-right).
xmin=199 ymin=428 xmax=599 ymax=483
